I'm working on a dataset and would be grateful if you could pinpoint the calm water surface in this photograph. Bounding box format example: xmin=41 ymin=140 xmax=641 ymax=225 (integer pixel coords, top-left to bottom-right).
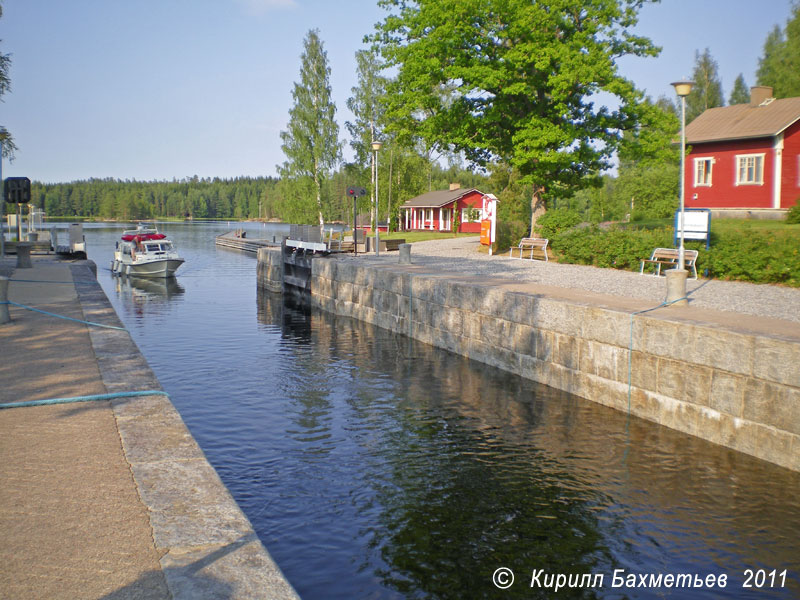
xmin=81 ymin=222 xmax=800 ymax=599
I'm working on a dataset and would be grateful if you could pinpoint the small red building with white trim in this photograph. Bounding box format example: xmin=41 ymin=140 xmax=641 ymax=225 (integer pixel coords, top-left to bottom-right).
xmin=399 ymin=185 xmax=486 ymax=233
xmin=684 ymin=86 xmax=800 ymax=211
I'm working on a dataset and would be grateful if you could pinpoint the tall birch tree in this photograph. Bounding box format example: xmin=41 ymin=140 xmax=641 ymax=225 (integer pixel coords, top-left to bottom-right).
xmin=346 ymin=49 xmax=387 ymax=167
xmin=346 ymin=48 xmax=387 ymax=229
xmin=279 ymin=29 xmax=342 ymax=229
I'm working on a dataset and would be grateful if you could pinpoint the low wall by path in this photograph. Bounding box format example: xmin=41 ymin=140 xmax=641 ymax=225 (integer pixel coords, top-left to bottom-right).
xmin=75 ymin=261 xmax=299 ymax=600
xmin=258 ymin=248 xmax=800 ymax=472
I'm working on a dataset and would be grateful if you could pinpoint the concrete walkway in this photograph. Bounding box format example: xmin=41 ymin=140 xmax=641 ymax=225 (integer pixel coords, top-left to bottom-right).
xmin=0 ymin=256 xmax=298 ymax=600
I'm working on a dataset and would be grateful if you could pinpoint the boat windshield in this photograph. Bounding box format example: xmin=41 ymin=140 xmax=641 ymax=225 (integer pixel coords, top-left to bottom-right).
xmin=145 ymin=243 xmax=172 ymax=252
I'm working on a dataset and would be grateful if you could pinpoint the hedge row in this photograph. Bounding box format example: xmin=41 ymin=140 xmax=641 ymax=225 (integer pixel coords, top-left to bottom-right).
xmin=544 ymin=225 xmax=800 ymax=287
xmin=490 ymin=210 xmax=800 ymax=287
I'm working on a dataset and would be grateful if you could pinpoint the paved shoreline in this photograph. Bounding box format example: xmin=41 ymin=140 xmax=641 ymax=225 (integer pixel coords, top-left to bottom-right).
xmin=0 ymin=255 xmax=298 ymax=600
xmin=349 ymin=236 xmax=800 ymax=325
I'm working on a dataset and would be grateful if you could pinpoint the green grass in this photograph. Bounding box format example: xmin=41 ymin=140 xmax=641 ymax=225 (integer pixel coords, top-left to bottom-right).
xmin=711 ymin=218 xmax=800 ymax=234
xmin=375 ymin=231 xmax=478 ymax=243
xmin=624 ymin=217 xmax=799 ymax=236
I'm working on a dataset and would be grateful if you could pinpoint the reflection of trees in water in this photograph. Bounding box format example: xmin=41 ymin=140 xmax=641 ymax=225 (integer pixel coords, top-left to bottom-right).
xmin=353 ymin=346 xmax=610 ymax=599
xmin=260 ymin=292 xmax=610 ymax=598
xmin=254 ymin=290 xmax=800 ymax=599
xmin=258 ymin=290 xmax=336 ymax=458
xmin=372 ymin=417 xmax=610 ymax=599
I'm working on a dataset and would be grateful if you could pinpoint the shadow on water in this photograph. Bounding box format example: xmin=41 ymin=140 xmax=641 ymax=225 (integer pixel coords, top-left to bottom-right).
xmin=253 ymin=290 xmax=800 ymax=600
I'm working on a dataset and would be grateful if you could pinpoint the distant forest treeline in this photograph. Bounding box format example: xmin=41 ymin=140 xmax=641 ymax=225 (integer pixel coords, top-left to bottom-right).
xmin=20 ymin=163 xmax=491 ymax=224
xmin=28 ymin=176 xmax=280 ymax=221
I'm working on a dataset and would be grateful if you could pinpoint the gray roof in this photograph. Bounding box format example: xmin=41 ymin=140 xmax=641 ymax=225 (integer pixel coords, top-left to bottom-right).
xmin=399 ymin=188 xmax=483 ymax=209
xmin=686 ymin=96 xmax=800 ymax=144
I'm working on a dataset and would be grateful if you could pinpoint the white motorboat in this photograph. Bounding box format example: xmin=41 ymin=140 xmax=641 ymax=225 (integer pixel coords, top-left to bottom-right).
xmin=111 ymin=224 xmax=184 ymax=278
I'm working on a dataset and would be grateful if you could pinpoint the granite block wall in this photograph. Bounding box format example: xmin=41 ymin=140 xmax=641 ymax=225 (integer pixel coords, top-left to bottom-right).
xmin=257 ymin=248 xmax=800 ymax=471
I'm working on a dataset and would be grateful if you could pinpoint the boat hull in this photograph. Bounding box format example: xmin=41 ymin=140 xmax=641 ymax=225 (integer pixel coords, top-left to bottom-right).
xmin=112 ymin=258 xmax=184 ymax=278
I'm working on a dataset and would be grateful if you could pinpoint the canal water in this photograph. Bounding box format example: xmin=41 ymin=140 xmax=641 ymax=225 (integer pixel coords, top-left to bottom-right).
xmin=81 ymin=221 xmax=800 ymax=599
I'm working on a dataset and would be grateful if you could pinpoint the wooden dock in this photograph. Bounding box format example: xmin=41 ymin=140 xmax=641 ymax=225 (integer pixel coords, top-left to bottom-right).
xmin=214 ymin=230 xmax=278 ymax=253
xmin=215 ymin=229 xmax=405 ymax=255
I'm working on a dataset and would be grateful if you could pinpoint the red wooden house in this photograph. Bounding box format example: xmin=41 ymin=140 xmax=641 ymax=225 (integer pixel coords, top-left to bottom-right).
xmin=399 ymin=184 xmax=486 ymax=233
xmin=684 ymin=86 xmax=800 ymax=211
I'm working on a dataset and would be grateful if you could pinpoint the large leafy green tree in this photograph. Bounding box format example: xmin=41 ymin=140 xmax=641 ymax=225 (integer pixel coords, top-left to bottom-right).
xmin=278 ymin=29 xmax=342 ymax=228
xmin=0 ymin=1 xmax=16 ymax=160
xmin=373 ymin=0 xmax=661 ymax=235
xmin=757 ymin=5 xmax=800 ymax=98
xmin=729 ymin=74 xmax=750 ymax=105
xmin=686 ymin=48 xmax=724 ymax=122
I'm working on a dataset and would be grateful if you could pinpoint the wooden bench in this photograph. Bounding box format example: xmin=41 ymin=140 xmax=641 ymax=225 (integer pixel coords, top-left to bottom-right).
xmin=383 ymin=238 xmax=406 ymax=251
xmin=511 ymin=237 xmax=548 ymax=261
xmin=640 ymin=247 xmax=698 ymax=280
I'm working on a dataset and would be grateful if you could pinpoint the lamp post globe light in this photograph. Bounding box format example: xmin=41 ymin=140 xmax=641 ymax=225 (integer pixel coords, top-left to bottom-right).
xmin=372 ymin=141 xmax=383 ymax=256
xmin=667 ymin=78 xmax=694 ymax=306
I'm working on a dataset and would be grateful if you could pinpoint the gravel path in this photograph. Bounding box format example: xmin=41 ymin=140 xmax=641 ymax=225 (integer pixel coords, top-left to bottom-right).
xmin=350 ymin=236 xmax=800 ymax=324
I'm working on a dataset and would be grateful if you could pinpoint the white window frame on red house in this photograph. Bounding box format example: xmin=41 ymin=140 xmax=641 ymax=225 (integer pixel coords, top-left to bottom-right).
xmin=461 ymin=207 xmax=481 ymax=223
xmin=693 ymin=157 xmax=714 ymax=187
xmin=735 ymin=153 xmax=765 ymax=186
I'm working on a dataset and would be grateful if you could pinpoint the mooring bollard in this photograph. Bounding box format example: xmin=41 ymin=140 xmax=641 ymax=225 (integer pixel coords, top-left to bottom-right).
xmin=665 ymin=269 xmax=688 ymax=306
xmin=16 ymin=242 xmax=32 ymax=269
xmin=0 ymin=276 xmax=10 ymax=324
xmin=399 ymin=243 xmax=412 ymax=264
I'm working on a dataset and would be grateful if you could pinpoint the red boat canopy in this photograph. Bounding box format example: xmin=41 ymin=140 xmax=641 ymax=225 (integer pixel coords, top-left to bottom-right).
xmin=122 ymin=233 xmax=166 ymax=242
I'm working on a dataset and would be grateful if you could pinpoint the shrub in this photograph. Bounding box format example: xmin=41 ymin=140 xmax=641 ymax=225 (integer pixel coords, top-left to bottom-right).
xmin=493 ymin=220 xmax=528 ymax=254
xmin=786 ymin=199 xmax=800 ymax=224
xmin=703 ymin=229 xmax=800 ymax=286
xmin=546 ymin=222 xmax=799 ymax=287
xmin=551 ymin=225 xmax=672 ymax=269
xmin=534 ymin=209 xmax=582 ymax=239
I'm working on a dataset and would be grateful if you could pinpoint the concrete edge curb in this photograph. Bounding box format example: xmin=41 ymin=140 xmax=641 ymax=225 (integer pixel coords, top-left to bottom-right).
xmin=70 ymin=262 xmax=300 ymax=600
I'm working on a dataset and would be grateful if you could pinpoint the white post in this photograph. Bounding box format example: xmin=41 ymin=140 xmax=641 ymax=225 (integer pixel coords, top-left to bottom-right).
xmin=371 ymin=141 xmax=383 ymax=256
xmin=667 ymin=78 xmax=693 ymax=307
xmin=374 ymin=147 xmax=380 ymax=255
xmin=773 ymin=134 xmax=784 ymax=209
xmin=678 ymin=93 xmax=686 ymax=271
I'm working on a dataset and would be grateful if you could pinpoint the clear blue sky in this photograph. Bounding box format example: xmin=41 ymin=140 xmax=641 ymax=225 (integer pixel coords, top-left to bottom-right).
xmin=1 ymin=0 xmax=794 ymax=183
